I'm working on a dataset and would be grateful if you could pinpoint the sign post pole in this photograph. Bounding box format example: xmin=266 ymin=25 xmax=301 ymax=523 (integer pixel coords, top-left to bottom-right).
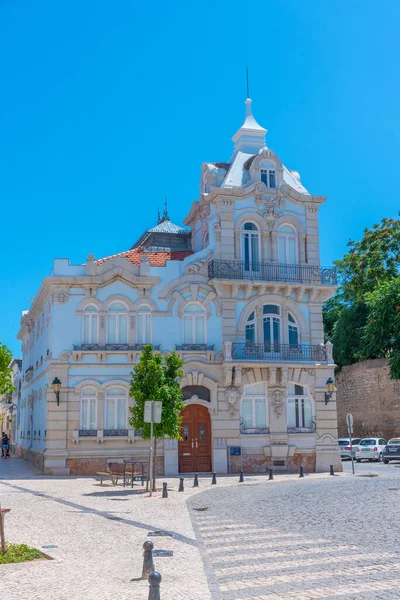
xmin=346 ymin=413 xmax=355 ymax=475
xmin=149 ymin=404 xmax=154 ymax=497
xmin=144 ymin=400 xmax=162 ymax=497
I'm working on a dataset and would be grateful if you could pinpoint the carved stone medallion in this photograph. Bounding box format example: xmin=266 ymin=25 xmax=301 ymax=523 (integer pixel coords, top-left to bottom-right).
xmin=271 ymin=390 xmax=284 ymax=418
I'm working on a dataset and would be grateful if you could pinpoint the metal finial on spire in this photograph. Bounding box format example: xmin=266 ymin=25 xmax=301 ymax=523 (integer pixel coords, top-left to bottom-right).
xmin=246 ymin=67 xmax=250 ymax=99
xmin=157 ymin=206 xmax=161 ymax=224
xmin=163 ymin=197 xmax=169 ymax=221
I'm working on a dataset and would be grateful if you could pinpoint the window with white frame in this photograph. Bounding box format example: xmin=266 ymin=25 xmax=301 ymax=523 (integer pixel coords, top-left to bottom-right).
xmin=241 ymin=222 xmax=260 ymax=272
xmin=182 ymin=303 xmax=206 ymax=344
xmin=263 ymin=305 xmax=280 ymax=350
xmin=245 ymin=311 xmax=256 ymax=343
xmin=261 ymin=168 xmax=276 ymax=189
xmin=287 ymin=384 xmax=313 ymax=429
xmin=82 ymin=305 xmax=98 ymax=344
xmin=105 ymin=387 xmax=127 ymax=430
xmin=241 ymin=383 xmax=268 ymax=430
xmin=137 ymin=306 xmax=151 ymax=344
xmin=278 ymin=224 xmax=298 ymax=264
xmin=80 ymin=387 xmax=97 ymax=431
xmin=107 ymin=302 xmax=128 ymax=344
xmin=288 ymin=313 xmax=299 ymax=345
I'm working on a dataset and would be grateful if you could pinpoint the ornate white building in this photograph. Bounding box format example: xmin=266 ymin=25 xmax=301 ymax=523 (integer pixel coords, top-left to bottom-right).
xmin=16 ymin=97 xmax=340 ymax=475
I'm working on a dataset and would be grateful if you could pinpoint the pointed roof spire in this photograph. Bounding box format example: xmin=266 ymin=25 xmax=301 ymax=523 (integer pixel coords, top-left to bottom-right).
xmin=163 ymin=197 xmax=169 ymax=221
xmin=157 ymin=206 xmax=161 ymax=224
xmin=232 ymin=84 xmax=267 ymax=155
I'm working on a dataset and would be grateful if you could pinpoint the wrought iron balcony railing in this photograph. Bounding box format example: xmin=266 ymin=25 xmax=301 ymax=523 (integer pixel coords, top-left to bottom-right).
xmin=208 ymin=260 xmax=337 ymax=285
xmin=175 ymin=344 xmax=215 ymax=351
xmin=231 ymin=343 xmax=327 ymax=362
xmin=73 ymin=344 xmax=160 ymax=351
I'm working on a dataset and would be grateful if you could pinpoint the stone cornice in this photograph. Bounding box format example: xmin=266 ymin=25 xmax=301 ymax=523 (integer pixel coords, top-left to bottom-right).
xmin=17 ymin=269 xmax=160 ymax=339
xmin=183 ymin=182 xmax=326 ymax=225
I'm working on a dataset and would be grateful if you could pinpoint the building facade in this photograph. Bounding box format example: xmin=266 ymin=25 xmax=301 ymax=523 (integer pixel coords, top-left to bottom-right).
xmin=0 ymin=358 xmax=22 ymax=449
xmin=16 ymin=98 xmax=341 ymax=475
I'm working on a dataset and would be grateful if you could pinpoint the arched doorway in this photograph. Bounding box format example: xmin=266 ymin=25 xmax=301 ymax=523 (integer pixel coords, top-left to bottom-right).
xmin=179 ymin=404 xmax=212 ymax=473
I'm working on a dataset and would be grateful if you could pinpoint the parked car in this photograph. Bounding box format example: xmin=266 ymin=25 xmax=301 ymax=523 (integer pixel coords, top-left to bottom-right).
xmin=338 ymin=438 xmax=362 ymax=460
xmin=355 ymin=438 xmax=387 ymax=462
xmin=382 ymin=438 xmax=400 ymax=464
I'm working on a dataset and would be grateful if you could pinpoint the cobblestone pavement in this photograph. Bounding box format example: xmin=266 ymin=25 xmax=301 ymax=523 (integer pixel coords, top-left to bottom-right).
xmin=1 ymin=458 xmax=400 ymax=599
xmin=189 ymin=461 xmax=400 ymax=600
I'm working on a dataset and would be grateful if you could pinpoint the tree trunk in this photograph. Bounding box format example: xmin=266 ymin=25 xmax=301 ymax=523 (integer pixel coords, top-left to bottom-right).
xmin=146 ymin=438 xmax=151 ymax=493
xmin=152 ymin=437 xmax=157 ymax=492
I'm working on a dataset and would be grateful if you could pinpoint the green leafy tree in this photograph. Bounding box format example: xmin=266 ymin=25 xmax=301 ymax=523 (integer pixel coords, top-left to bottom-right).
xmin=363 ymin=277 xmax=400 ymax=379
xmin=0 ymin=342 xmax=14 ymax=396
xmin=336 ymin=217 xmax=400 ymax=301
xmin=129 ymin=346 xmax=185 ymax=489
xmin=331 ymin=303 xmax=370 ymax=367
xmin=322 ymin=292 xmax=345 ymax=342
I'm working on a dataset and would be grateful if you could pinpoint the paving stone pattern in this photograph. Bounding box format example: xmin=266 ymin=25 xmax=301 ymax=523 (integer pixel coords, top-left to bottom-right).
xmin=1 ymin=458 xmax=400 ymax=599
xmin=190 ymin=462 xmax=400 ymax=599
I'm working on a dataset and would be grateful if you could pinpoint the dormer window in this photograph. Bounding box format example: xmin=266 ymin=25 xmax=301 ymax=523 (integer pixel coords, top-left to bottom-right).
xmin=261 ymin=169 xmax=276 ymax=189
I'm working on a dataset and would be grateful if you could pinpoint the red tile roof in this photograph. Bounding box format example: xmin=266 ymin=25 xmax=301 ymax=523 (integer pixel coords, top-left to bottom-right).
xmin=96 ymin=249 xmax=193 ymax=267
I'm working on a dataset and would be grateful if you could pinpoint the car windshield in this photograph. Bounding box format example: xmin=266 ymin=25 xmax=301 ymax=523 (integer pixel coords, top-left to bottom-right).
xmin=388 ymin=439 xmax=400 ymax=445
xmin=359 ymin=439 xmax=376 ymax=445
xmin=338 ymin=441 xmax=349 ymax=446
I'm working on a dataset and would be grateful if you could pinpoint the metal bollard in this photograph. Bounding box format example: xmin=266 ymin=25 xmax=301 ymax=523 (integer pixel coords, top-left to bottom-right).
xmin=193 ymin=472 xmax=199 ymax=487
xmin=239 ymin=470 xmax=244 ymax=483
xmin=299 ymin=465 xmax=304 ymax=478
xmin=268 ymin=468 xmax=273 ymax=481
xmin=211 ymin=472 xmax=217 ymax=485
xmin=330 ymin=464 xmax=334 ymax=476
xmin=162 ymin=482 xmax=168 ymax=498
xmin=178 ymin=477 xmax=184 ymax=492
xmin=142 ymin=541 xmax=154 ymax=580
xmin=148 ymin=571 xmax=162 ymax=600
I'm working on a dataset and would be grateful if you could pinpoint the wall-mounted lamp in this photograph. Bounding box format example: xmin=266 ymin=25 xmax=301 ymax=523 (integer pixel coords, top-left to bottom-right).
xmin=52 ymin=377 xmax=61 ymax=406
xmin=325 ymin=377 xmax=335 ymax=405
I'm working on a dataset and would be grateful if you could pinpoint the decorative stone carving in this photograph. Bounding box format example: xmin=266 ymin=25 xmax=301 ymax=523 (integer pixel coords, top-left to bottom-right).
xmin=55 ymin=291 xmax=68 ymax=305
xmin=164 ymin=438 xmax=178 ymax=450
xmin=256 ymin=305 xmax=263 ymax=317
xmin=200 ymin=204 xmax=211 ymax=220
xmin=271 ymin=390 xmax=284 ymax=418
xmin=59 ymin=351 xmax=71 ymax=362
xmin=185 ymin=251 xmax=212 ymax=275
xmin=100 ymin=315 xmax=105 ymax=329
xmin=214 ymin=438 xmax=227 ymax=449
xmin=130 ymin=316 xmax=135 ymax=330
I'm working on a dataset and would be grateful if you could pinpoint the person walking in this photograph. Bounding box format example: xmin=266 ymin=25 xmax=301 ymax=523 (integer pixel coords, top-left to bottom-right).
xmin=1 ymin=434 xmax=10 ymax=459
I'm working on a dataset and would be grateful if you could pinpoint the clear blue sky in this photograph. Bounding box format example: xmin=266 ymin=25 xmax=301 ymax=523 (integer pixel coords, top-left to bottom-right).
xmin=1 ymin=0 xmax=399 ymax=356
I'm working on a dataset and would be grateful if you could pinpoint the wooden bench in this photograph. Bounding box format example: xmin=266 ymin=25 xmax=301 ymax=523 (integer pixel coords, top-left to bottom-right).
xmin=97 ymin=462 xmax=146 ymax=486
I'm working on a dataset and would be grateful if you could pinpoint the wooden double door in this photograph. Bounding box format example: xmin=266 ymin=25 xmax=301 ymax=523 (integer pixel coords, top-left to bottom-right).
xmin=178 ymin=404 xmax=212 ymax=473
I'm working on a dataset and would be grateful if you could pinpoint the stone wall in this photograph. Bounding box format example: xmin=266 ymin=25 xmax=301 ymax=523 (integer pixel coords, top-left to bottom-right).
xmin=336 ymin=359 xmax=400 ymax=440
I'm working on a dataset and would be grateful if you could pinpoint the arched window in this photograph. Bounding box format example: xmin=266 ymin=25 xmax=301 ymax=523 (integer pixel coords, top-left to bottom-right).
xmin=245 ymin=311 xmax=256 ymax=343
xmin=241 ymin=222 xmax=260 ymax=273
xmin=83 ymin=305 xmax=98 ymax=344
xmin=203 ymin=229 xmax=209 ymax=248
xmin=80 ymin=387 xmax=97 ymax=431
xmin=137 ymin=306 xmax=151 ymax=344
xmin=183 ymin=303 xmax=206 ymax=344
xmin=287 ymin=384 xmax=313 ymax=429
xmin=278 ymin=224 xmax=298 ymax=264
xmin=288 ymin=313 xmax=299 ymax=346
xmin=241 ymin=383 xmax=268 ymax=430
xmin=105 ymin=387 xmax=127 ymax=430
xmin=107 ymin=302 xmax=128 ymax=344
xmin=263 ymin=305 xmax=280 ymax=351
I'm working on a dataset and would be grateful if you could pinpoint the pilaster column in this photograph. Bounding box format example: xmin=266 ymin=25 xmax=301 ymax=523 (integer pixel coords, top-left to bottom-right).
xmin=97 ymin=391 xmax=105 ymax=430
xmin=281 ymin=307 xmax=289 ymax=345
xmin=256 ymin=306 xmax=263 ymax=344
xmin=299 ymin=234 xmax=306 ymax=264
xmin=261 ymin=231 xmax=269 ymax=261
xmin=99 ymin=313 xmax=106 ymax=345
xmin=271 ymin=232 xmax=278 ymax=262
